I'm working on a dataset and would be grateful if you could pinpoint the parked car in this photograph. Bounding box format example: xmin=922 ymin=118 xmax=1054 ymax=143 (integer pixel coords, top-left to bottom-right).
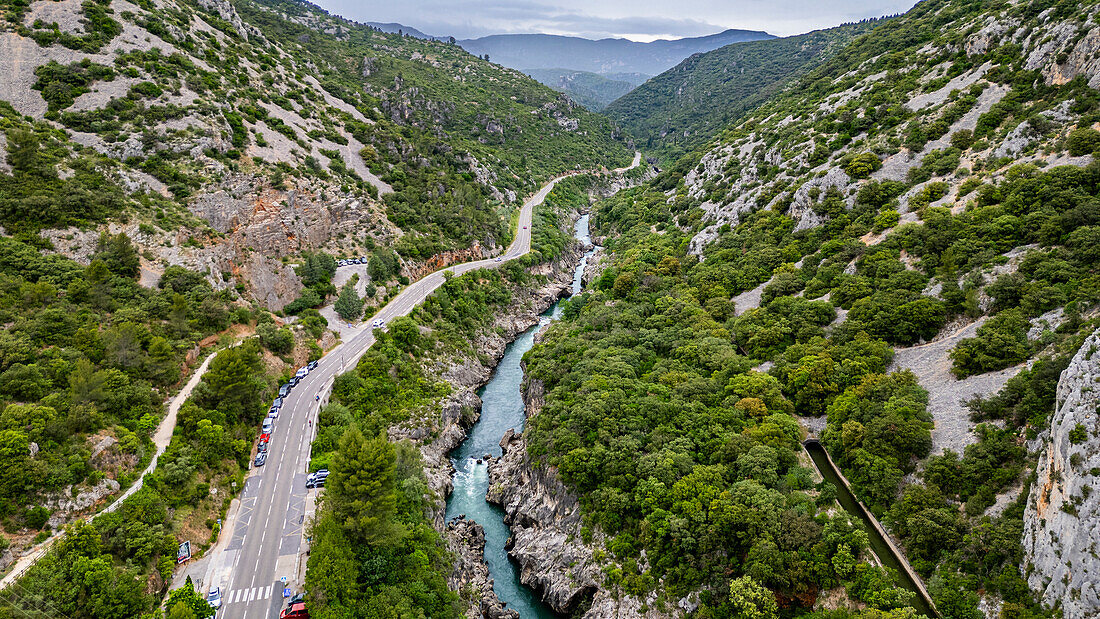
xmin=280 ymin=602 xmax=309 ymax=619
xmin=295 ymin=366 xmax=308 ymax=379
xmin=258 ymin=439 xmax=268 ymax=452
xmin=206 ymin=587 xmax=222 ymax=609
xmin=307 ymin=360 xmax=318 ymax=371
xmin=273 ymin=397 xmax=283 ymax=409
xmin=254 ymin=452 xmax=267 ymax=467
xmin=306 ymin=469 xmax=329 ymax=488
xmin=288 ymin=593 xmax=305 ymax=605
xmin=267 ymin=410 xmax=278 ymax=423
xmin=262 ymin=418 xmax=274 ymax=433
xmin=260 ymin=431 xmax=270 ymax=443
xmin=289 ymin=376 xmax=300 ymax=388
xmin=278 ymin=383 xmax=291 ymax=397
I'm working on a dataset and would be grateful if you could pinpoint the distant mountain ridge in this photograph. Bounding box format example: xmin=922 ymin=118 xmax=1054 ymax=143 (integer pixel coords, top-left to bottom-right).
xmin=364 ymin=21 xmax=441 ymax=40
xmin=605 ymin=20 xmax=883 ymax=161
xmin=458 ymin=29 xmax=775 ymax=77
xmin=522 ymin=68 xmax=638 ymax=111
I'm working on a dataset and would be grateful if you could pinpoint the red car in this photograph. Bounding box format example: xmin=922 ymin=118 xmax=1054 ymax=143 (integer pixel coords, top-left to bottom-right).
xmin=260 ymin=431 xmax=270 ymax=443
xmin=281 ymin=603 xmax=310 ymax=619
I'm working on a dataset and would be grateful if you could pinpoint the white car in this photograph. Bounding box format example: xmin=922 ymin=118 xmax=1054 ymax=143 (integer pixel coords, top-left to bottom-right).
xmin=495 ymin=257 xmax=502 ymax=262
xmin=206 ymin=587 xmax=222 ymax=609
xmin=295 ymin=366 xmax=308 ymax=379
xmin=371 ymin=318 xmax=386 ymax=329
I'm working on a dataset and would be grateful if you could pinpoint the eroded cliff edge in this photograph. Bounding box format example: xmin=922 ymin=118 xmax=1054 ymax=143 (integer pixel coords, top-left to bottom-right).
xmin=486 ymin=376 xmax=678 ymax=618
xmin=1023 ymin=327 xmax=1100 ymax=618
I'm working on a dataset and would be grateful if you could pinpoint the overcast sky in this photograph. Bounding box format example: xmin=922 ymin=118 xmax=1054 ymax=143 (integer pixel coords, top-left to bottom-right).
xmin=311 ymin=0 xmax=918 ymax=41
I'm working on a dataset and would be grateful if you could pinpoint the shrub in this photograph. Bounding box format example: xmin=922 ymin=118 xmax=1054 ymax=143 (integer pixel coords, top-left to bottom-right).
xmin=844 ymin=152 xmax=881 ymax=178
xmin=1067 ymin=127 xmax=1100 ymax=157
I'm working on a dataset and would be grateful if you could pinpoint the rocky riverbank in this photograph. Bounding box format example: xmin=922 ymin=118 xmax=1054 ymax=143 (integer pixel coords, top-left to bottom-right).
xmin=385 ymin=228 xmax=582 ymax=618
xmin=485 ymin=377 xmax=673 ymax=618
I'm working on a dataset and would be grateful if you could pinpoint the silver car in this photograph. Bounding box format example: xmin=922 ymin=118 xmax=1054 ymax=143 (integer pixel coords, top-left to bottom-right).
xmin=207 ymin=587 xmax=222 ymax=609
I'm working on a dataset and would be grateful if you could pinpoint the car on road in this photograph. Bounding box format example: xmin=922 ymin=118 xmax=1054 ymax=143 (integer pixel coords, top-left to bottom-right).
xmin=370 ymin=318 xmax=385 ymax=329
xmin=273 ymin=397 xmax=284 ymax=409
xmin=257 ymin=439 xmax=268 ymax=453
xmin=295 ymin=366 xmax=309 ymax=379
xmin=288 ymin=593 xmax=305 ymax=605
xmin=278 ymin=383 xmax=291 ymax=397
xmin=495 ymin=257 xmax=502 ymax=262
xmin=289 ymin=376 xmax=300 ymax=388
xmin=306 ymin=469 xmax=329 ymax=488
xmin=307 ymin=360 xmax=318 ymax=371
xmin=262 ymin=419 xmax=274 ymax=434
xmin=523 ymin=225 xmax=528 ymax=229
xmin=254 ymin=451 xmax=267 ymax=467
xmin=206 ymin=584 xmax=222 ymax=611
xmin=268 ymin=405 xmax=279 ymax=419
xmin=280 ymin=602 xmax=310 ymax=619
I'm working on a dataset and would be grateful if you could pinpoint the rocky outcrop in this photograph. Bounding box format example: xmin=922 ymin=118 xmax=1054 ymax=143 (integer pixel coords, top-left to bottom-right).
xmin=487 ymin=425 xmax=599 ymax=614
xmin=42 ymin=478 xmax=121 ymax=529
xmin=446 ymin=518 xmax=520 ymax=619
xmin=1022 ymin=328 xmax=1100 ymax=618
xmin=486 ymin=382 xmax=671 ymax=618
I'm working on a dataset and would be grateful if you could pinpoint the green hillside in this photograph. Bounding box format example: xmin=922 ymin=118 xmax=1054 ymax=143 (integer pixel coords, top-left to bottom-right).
xmin=523 ymin=0 xmax=1100 ymax=615
xmin=524 ymin=68 xmax=638 ymax=110
xmin=605 ymin=21 xmax=883 ymax=163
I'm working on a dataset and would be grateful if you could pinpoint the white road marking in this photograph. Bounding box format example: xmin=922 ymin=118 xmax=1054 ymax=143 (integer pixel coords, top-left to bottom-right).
xmin=216 ymin=167 xmax=635 ymax=613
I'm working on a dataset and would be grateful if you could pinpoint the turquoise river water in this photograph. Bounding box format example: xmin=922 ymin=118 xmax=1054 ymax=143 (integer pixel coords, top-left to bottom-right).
xmin=443 ymin=214 xmax=595 ymax=618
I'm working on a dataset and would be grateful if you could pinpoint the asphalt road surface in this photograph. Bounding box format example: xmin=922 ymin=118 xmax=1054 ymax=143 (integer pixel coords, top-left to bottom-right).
xmin=208 ymin=163 xmax=633 ymax=618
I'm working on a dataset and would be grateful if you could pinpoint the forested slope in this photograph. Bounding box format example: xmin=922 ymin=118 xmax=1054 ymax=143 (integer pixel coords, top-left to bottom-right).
xmin=0 ymin=0 xmax=630 ymax=613
xmin=605 ymin=20 xmax=882 ymax=163
xmin=515 ymin=0 xmax=1100 ymax=616
xmin=0 ymin=0 xmax=630 ymax=310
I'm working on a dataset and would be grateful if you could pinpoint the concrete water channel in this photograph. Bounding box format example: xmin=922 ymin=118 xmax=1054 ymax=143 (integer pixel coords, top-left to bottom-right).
xmin=805 ymin=440 xmax=939 ymax=617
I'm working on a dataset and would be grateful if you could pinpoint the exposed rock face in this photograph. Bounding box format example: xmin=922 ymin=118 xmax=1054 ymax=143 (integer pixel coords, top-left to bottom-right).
xmin=42 ymin=478 xmax=122 ymax=529
xmin=446 ymin=518 xmax=519 ymax=619
xmin=487 ymin=424 xmax=600 ymax=615
xmin=1022 ymin=328 xmax=1100 ymax=618
xmin=486 ymin=384 xmax=671 ymax=618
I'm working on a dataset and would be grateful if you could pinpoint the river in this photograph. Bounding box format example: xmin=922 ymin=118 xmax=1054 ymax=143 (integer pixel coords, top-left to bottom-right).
xmin=444 ymin=214 xmax=596 ymax=618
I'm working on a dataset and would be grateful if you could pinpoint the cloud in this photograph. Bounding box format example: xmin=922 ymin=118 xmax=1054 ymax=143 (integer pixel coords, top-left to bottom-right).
xmin=313 ymin=0 xmax=916 ymax=40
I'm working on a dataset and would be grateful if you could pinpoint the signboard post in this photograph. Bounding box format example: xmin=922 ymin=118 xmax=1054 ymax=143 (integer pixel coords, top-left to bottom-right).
xmin=176 ymin=541 xmax=191 ymax=564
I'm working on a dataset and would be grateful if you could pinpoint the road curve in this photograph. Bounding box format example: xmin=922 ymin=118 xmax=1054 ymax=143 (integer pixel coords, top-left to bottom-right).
xmin=209 ymin=155 xmax=641 ymax=618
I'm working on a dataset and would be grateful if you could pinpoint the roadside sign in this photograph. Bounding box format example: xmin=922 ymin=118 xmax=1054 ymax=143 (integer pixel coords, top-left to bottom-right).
xmin=283 ymin=587 xmax=291 ymax=598
xmin=176 ymin=541 xmax=191 ymax=563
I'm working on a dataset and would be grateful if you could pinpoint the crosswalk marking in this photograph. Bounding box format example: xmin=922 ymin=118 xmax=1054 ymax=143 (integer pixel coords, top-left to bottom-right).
xmin=225 ymin=586 xmax=276 ymax=605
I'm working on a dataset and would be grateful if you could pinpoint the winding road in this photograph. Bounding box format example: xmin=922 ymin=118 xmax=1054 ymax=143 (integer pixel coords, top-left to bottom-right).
xmin=206 ymin=154 xmax=641 ymax=619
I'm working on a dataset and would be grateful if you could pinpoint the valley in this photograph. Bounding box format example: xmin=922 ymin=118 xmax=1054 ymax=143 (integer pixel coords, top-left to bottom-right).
xmin=1 ymin=0 xmax=1100 ymax=618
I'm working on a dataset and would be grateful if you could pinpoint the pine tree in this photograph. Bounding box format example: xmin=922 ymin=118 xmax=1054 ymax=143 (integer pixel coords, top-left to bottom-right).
xmin=334 ymin=282 xmax=363 ymax=321
xmin=327 ymin=426 xmax=402 ymax=545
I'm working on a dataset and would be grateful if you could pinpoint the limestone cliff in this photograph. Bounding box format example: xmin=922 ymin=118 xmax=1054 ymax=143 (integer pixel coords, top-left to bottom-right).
xmin=1023 ymin=328 xmax=1100 ymax=618
xmin=485 ymin=379 xmax=675 ymax=618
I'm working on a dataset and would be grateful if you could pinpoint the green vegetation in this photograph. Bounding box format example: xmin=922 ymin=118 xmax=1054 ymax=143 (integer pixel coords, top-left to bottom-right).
xmin=524 ymin=204 xmax=919 ymax=613
xmin=605 ymin=21 xmax=882 ymax=163
xmin=523 ymin=68 xmax=637 ymax=111
xmin=304 ymin=428 xmax=461 ymax=617
xmin=0 ymin=226 xmax=237 ymax=535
